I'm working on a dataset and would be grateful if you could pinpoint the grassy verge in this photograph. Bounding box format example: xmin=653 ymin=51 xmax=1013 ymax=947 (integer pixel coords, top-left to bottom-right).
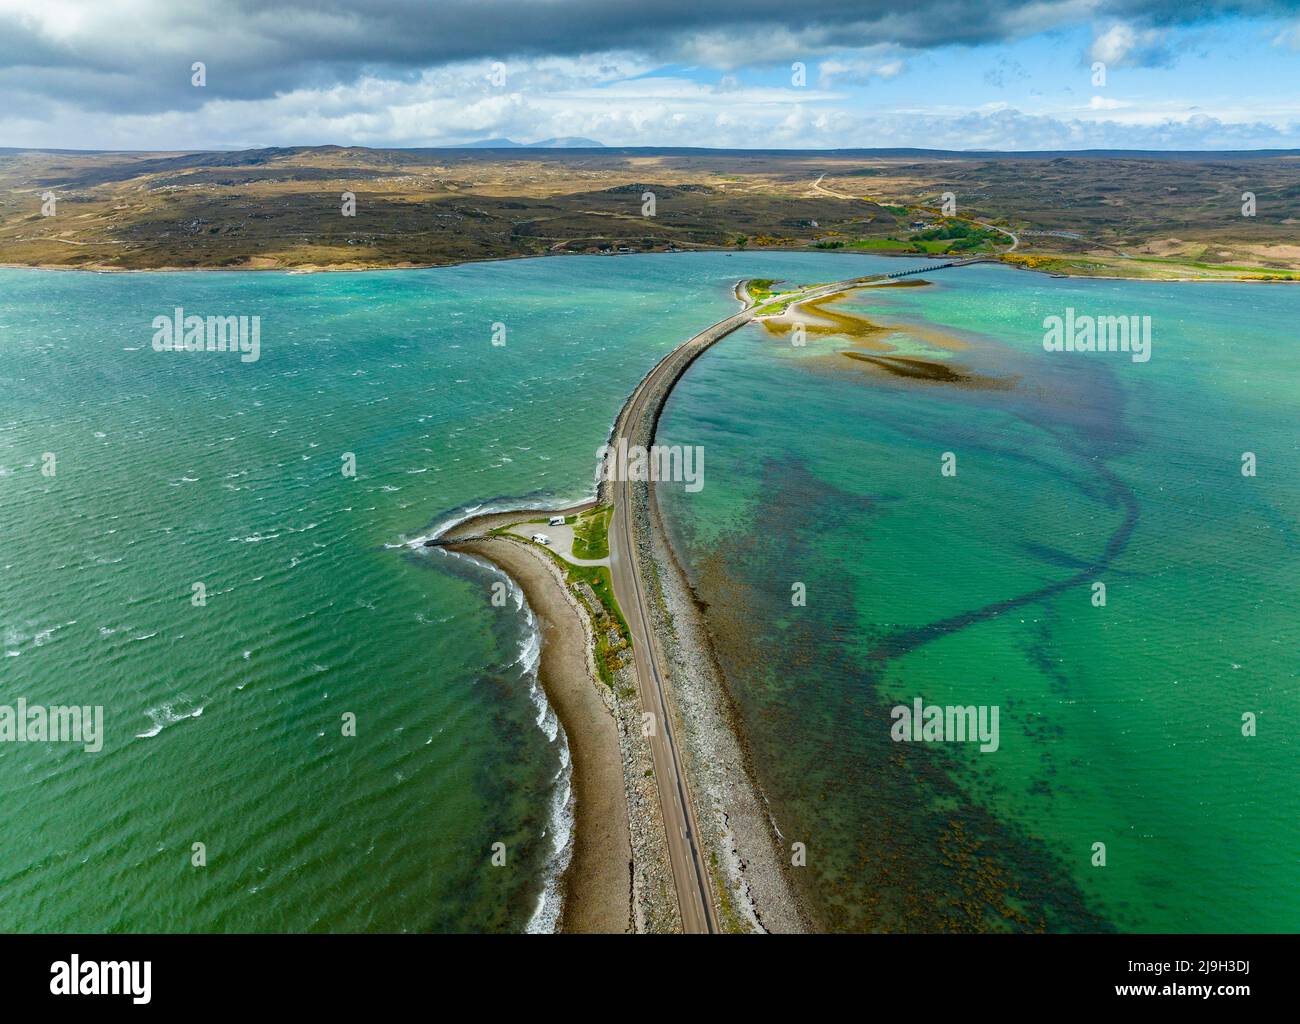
xmin=832 ymin=235 xmax=999 ymax=256
xmin=710 ymin=849 xmax=746 ymax=933
xmin=564 ymin=561 xmax=632 ymax=686
xmin=570 ymin=505 xmax=612 ymax=560
xmin=507 ymin=534 xmax=632 ymax=687
xmin=754 ymin=294 xmax=804 ymax=315
xmin=1126 ymin=255 xmax=1300 ymax=278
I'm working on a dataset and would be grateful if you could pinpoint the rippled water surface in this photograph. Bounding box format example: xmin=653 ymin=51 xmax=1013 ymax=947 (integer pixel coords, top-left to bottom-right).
xmin=658 ymin=265 xmax=1299 ymax=931
xmin=0 ymin=251 xmax=902 ymax=931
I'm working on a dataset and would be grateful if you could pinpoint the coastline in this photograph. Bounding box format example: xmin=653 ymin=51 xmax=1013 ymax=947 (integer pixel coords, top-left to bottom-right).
xmin=436 ymin=506 xmax=681 ymax=933
xmin=594 ymin=280 xmax=813 ymax=932
xmin=608 ymin=288 xmax=811 ymax=931
xmin=418 ymin=273 xmax=807 ymax=932
xmin=400 ymin=253 xmax=1292 ymax=932
xmin=416 ymin=266 xmax=930 ymax=932
xmin=643 ymin=479 xmax=813 ymax=932
xmin=3 ymin=245 xmax=1296 ymax=282
xmin=443 ymin=530 xmax=634 ymax=933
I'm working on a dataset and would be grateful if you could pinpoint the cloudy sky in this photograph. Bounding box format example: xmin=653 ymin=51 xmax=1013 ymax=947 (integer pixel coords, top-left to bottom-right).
xmin=2 ymin=0 xmax=1299 ymax=151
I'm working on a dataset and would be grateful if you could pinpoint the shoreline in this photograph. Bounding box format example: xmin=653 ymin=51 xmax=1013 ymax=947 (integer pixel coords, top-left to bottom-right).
xmin=643 ymin=478 xmax=814 ymax=932
xmin=419 ymin=274 xmax=803 ymax=932
xmin=436 ymin=504 xmax=680 ymax=933
xmin=415 ymin=265 xmax=961 ymax=931
xmin=610 ymin=288 xmax=811 ymax=931
xmin=441 ymin=528 xmax=635 ymax=933
xmin=402 ymin=254 xmax=1291 ymax=932
xmin=3 ymin=245 xmax=1297 ymax=283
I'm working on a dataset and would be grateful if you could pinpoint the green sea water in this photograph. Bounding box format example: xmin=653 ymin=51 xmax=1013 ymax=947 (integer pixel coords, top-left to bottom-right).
xmin=0 ymin=251 xmax=903 ymax=932
xmin=657 ymin=264 xmax=1300 ymax=931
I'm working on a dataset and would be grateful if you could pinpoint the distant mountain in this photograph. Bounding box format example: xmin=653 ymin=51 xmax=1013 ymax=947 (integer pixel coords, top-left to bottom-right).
xmin=449 ymin=137 xmax=604 ymax=149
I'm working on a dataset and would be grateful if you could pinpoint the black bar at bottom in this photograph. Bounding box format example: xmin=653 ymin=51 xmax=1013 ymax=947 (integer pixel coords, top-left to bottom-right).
xmin=0 ymin=933 xmax=1287 ymax=1011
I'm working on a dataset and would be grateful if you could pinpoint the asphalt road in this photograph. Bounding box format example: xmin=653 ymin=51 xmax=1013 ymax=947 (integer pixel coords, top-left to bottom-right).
xmin=604 ymin=304 xmax=756 ymax=933
xmin=602 ymin=267 xmax=947 ymax=932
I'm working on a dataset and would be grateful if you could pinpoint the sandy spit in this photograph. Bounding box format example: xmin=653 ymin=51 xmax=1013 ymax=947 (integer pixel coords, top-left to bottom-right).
xmin=441 ymin=500 xmax=679 ymax=932
xmin=446 ymin=528 xmax=634 ymax=933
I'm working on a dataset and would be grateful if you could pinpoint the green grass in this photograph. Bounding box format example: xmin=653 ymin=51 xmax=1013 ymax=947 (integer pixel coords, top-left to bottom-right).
xmin=517 ymin=536 xmax=632 ymax=687
xmin=565 ymin=562 xmax=629 ymax=637
xmin=570 ymin=505 xmax=612 ymax=560
xmin=834 ymin=235 xmax=996 ymax=256
xmin=910 ymin=239 xmax=958 ymax=253
xmin=753 ymin=279 xmax=834 ymax=316
xmin=907 ymin=220 xmax=1005 ymax=253
xmin=830 ymin=220 xmax=1004 ymax=256
xmin=1125 ymin=255 xmax=1300 ymax=277
xmin=566 ymin=563 xmax=632 ymax=686
xmin=845 ymin=237 xmax=910 ymax=251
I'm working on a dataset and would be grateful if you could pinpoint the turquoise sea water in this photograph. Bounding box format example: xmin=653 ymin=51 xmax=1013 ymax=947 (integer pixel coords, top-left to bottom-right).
xmin=3 ymin=254 xmax=1294 ymax=932
xmin=0 ymin=251 xmax=899 ymax=932
xmin=657 ymin=264 xmax=1300 ymax=931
